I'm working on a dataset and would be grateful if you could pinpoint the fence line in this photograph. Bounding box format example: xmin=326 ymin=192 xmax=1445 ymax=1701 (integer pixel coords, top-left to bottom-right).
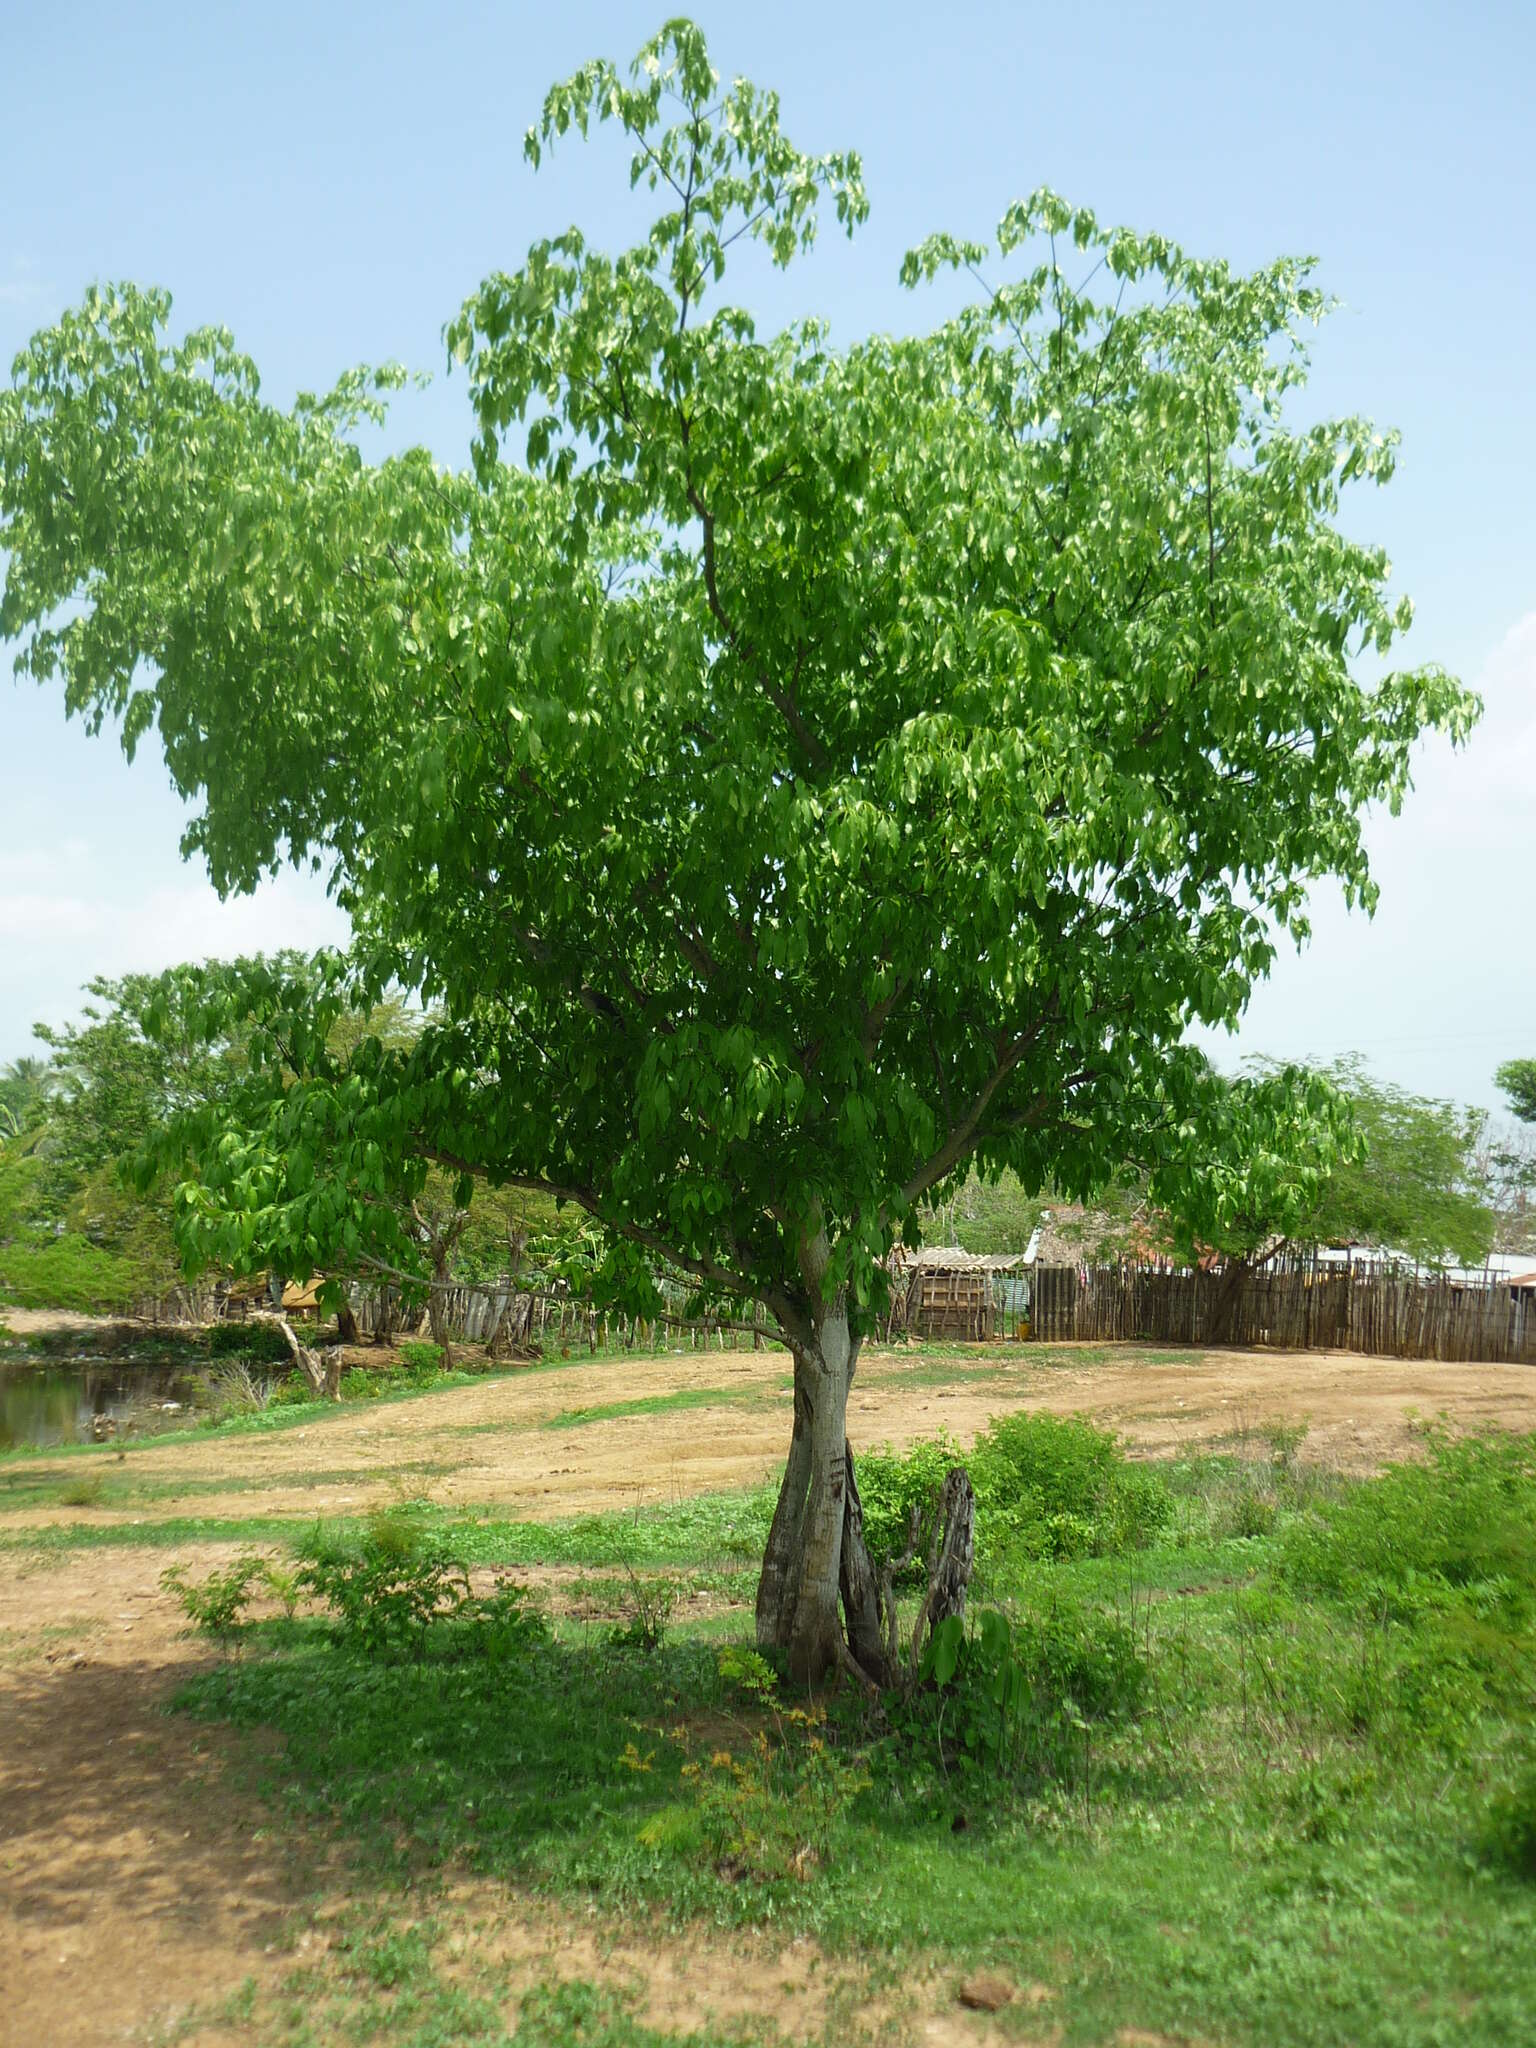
xmin=138 ymin=1261 xmax=1535 ymax=1366
xmin=1024 ymin=1263 xmax=1536 ymax=1364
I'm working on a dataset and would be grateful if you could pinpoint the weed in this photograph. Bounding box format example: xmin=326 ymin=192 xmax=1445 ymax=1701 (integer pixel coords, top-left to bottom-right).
xmin=1479 ymin=1763 xmax=1536 ymax=1880
xmin=608 ymin=1567 xmax=680 ymax=1651
xmin=298 ymin=1514 xmax=472 ymax=1659
xmin=160 ymin=1553 xmax=275 ymax=1649
xmin=56 ymin=1474 xmax=105 ymax=1508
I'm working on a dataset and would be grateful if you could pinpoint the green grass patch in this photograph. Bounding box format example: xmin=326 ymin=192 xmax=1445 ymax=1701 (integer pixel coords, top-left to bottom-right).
xmin=539 ymin=1379 xmax=788 ymax=1431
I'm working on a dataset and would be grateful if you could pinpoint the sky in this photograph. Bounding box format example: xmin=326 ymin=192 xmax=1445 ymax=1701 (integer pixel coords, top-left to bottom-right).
xmin=3 ymin=0 xmax=1532 ymax=1113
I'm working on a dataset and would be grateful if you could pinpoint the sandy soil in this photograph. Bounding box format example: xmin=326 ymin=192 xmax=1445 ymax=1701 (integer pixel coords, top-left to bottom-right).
xmin=2 ymin=1338 xmax=1532 ymax=2045
xmin=6 ymin=1340 xmax=1531 ymax=1535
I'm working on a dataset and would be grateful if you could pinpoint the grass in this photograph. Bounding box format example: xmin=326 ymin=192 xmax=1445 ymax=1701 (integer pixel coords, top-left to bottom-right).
xmin=135 ymin=1416 xmax=1536 ymax=2047
xmin=10 ymin=1344 xmax=1536 ymax=2045
xmin=538 ymin=1380 xmax=790 ymax=1431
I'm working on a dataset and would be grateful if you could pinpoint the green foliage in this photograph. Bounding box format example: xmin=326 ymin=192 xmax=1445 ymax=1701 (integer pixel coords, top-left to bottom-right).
xmin=860 ymin=1413 xmax=1170 ymax=1580
xmin=296 ymin=1513 xmax=550 ymax=1661
xmin=1276 ymin=1429 xmax=1536 ymax=1741
xmin=297 ymin=1515 xmax=472 ymax=1658
xmin=0 ymin=1229 xmax=146 ymax=1315
xmin=853 ymin=1433 xmax=965 ymax=1575
xmin=0 ymin=21 xmax=1477 ymax=1344
xmin=680 ymin=1721 xmax=868 ymax=1884
xmin=971 ymin=1411 xmax=1173 ymax=1563
xmin=150 ymin=1423 xmax=1536 ymax=2042
xmin=608 ymin=1568 xmax=680 ymax=1652
xmin=207 ymin=1320 xmax=294 ymax=1363
xmin=1167 ymin=1056 xmax=1497 ymax=1266
xmin=1479 ymin=1763 xmax=1536 ymax=1880
xmin=1498 ymin=1060 xmax=1536 ymax=1128
xmin=914 ymin=1599 xmax=1148 ymax=1781
xmin=160 ymin=1552 xmax=275 ymax=1646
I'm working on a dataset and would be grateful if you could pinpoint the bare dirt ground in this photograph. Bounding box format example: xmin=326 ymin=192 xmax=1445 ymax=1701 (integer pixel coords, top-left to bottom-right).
xmin=6 ymin=1338 xmax=1532 ymax=1534
xmin=2 ymin=1336 xmax=1533 ymax=2045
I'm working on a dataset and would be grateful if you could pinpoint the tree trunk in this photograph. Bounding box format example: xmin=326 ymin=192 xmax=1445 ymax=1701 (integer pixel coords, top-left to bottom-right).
xmin=427 ymin=1257 xmax=454 ymax=1370
xmin=753 ymin=1296 xmax=895 ymax=1686
xmin=261 ymin=1313 xmax=340 ymax=1401
xmin=755 ymin=1282 xmax=976 ymax=1690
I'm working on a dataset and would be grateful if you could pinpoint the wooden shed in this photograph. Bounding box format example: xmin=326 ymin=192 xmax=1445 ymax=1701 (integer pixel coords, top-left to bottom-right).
xmin=892 ymin=1247 xmax=1030 ymax=1341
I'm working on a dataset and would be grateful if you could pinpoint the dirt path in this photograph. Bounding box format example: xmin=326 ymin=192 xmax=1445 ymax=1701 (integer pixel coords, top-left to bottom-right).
xmin=2 ymin=1340 xmax=1533 ymax=2044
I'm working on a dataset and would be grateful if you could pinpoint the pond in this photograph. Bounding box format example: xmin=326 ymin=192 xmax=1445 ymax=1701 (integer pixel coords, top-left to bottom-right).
xmin=0 ymin=1357 xmax=217 ymax=1450
xmin=0 ymin=1325 xmax=224 ymax=1449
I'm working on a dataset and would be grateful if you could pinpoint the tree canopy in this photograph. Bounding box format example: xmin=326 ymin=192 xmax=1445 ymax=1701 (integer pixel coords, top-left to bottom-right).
xmin=1497 ymin=1060 xmax=1536 ymax=1129
xmin=0 ymin=21 xmax=1478 ymax=1675
xmin=1167 ymin=1058 xmax=1495 ymax=1272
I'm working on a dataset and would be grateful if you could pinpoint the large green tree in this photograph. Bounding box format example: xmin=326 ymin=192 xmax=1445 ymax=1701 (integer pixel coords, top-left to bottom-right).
xmin=0 ymin=23 xmax=1476 ymax=1678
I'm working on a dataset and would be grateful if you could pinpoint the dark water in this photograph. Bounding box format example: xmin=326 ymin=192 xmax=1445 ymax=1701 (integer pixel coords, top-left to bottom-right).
xmin=0 ymin=1360 xmax=212 ymax=1450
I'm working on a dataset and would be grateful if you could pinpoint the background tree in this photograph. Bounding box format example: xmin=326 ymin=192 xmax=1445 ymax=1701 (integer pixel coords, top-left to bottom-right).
xmin=1488 ymin=1060 xmax=1536 ymax=1254
xmin=1496 ymin=1060 xmax=1536 ymax=1129
xmin=0 ymin=23 xmax=1477 ymax=1679
xmin=1164 ymin=1058 xmax=1496 ymax=1333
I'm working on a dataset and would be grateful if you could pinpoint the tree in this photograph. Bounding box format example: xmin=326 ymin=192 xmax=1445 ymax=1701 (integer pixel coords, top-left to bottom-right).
xmin=0 ymin=23 xmax=1477 ymax=1679
xmin=1488 ymin=1061 xmax=1536 ymax=1253
xmin=1305 ymin=1062 xmax=1495 ymax=1266
xmin=1497 ymin=1061 xmax=1536 ymax=1129
xmin=0 ymin=1056 xmax=54 ymax=1144
xmin=1166 ymin=1059 xmax=1495 ymax=1327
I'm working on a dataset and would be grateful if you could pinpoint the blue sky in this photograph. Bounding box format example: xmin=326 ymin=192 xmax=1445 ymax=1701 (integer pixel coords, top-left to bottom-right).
xmin=3 ymin=0 xmax=1533 ymax=1112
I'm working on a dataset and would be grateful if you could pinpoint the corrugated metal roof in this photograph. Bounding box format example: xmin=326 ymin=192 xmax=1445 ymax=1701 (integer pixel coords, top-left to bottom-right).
xmin=897 ymin=1245 xmax=1029 ymax=1272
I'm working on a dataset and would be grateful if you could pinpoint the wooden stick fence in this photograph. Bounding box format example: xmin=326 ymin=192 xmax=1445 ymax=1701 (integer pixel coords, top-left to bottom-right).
xmin=1026 ymin=1263 xmax=1536 ymax=1364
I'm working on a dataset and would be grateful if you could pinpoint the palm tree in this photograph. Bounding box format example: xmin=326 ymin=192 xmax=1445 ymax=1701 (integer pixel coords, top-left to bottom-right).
xmin=0 ymin=1055 xmax=54 ymax=1143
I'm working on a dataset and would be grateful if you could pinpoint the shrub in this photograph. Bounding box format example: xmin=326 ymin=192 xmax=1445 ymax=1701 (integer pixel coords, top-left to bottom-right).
xmin=677 ymin=1708 xmax=869 ymax=1882
xmin=161 ymin=1553 xmax=276 ymax=1648
xmin=915 ymin=1598 xmax=1149 ymax=1782
xmin=855 ymin=1432 xmax=965 ymax=1578
xmin=465 ymin=1575 xmax=552 ymax=1658
xmin=1278 ymin=1427 xmax=1536 ymax=1621
xmin=1480 ymin=1764 xmax=1536 ymax=1881
xmin=971 ymin=1412 xmax=1173 ymax=1562
xmin=298 ymin=1515 xmax=471 ymax=1659
xmin=397 ymin=1340 xmax=445 ymax=1378
xmin=608 ymin=1568 xmax=680 ymax=1651
xmin=298 ymin=1516 xmax=549 ymax=1661
xmin=0 ymin=1235 xmax=145 ymax=1315
xmin=57 ymin=1475 xmax=105 ymax=1508
xmin=1267 ymin=1431 xmax=1536 ymax=1746
xmin=207 ymin=1320 xmax=294 ymax=1364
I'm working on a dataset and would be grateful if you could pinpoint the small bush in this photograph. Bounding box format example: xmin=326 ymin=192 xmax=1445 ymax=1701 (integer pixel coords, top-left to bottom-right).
xmin=854 ymin=1432 xmax=964 ymax=1577
xmin=161 ymin=1553 xmax=276 ymax=1648
xmin=299 ymin=1515 xmax=470 ymax=1658
xmin=679 ymin=1720 xmax=868 ymax=1883
xmin=608 ymin=1568 xmax=679 ymax=1651
xmin=913 ymin=1598 xmax=1149 ymax=1782
xmin=1220 ymin=1483 xmax=1278 ymax=1541
xmin=57 ymin=1475 xmax=105 ymax=1508
xmin=298 ymin=1515 xmax=548 ymax=1661
xmin=1480 ymin=1764 xmax=1536 ymax=1880
xmin=397 ymin=1340 xmax=444 ymax=1378
xmin=466 ymin=1576 xmax=552 ymax=1658
xmin=1279 ymin=1428 xmax=1536 ymax=1621
xmin=972 ymin=1412 xmax=1173 ymax=1562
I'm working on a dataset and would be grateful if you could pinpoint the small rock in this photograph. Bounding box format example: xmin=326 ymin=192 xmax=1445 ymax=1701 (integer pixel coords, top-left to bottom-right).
xmin=958 ymin=1971 xmax=1015 ymax=2012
